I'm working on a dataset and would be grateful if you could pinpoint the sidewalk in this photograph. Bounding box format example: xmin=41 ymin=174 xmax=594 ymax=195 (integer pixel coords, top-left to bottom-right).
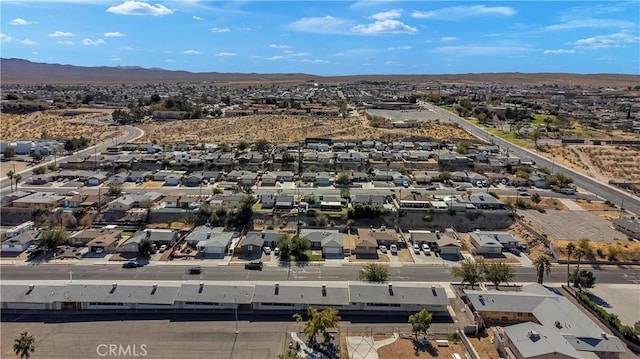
xmin=346 ymin=332 xmax=399 ymax=359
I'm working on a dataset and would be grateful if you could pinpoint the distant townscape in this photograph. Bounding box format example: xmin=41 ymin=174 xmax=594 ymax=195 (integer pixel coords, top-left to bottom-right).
xmin=1 ymin=60 xmax=639 ymax=359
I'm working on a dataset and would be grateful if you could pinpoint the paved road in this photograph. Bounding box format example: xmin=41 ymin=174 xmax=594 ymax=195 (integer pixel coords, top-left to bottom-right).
xmin=422 ymin=103 xmax=640 ymax=215
xmin=0 ymin=118 xmax=144 ymax=195
xmin=2 ymin=263 xmax=638 ymax=284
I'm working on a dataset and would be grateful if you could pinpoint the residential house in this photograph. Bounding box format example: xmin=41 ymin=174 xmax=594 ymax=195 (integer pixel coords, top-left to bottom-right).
xmin=469 ymin=231 xmax=507 ymax=254
xmin=352 ymin=194 xmax=387 ymax=206
xmin=529 ymin=171 xmax=549 ymax=189
xmin=409 ymin=230 xmax=461 ymax=256
xmin=12 ymin=193 xmax=65 ymax=209
xmin=184 ymin=225 xmax=225 ymax=246
xmin=71 ymin=228 xmax=122 ymax=246
xmin=238 ymin=172 xmax=259 ymax=186
xmin=119 ymin=229 xmax=178 ymax=253
xmin=164 ymin=174 xmax=182 ymax=186
xmin=357 ymin=228 xmax=398 ymax=248
xmin=86 ymin=231 xmax=122 ymax=253
xmin=457 ymin=194 xmax=508 ymax=210
xmin=274 ymin=195 xmax=295 ymax=211
xmin=260 ymin=173 xmax=277 ymax=186
xmin=467 ymin=284 xmax=626 ymax=358
xmin=353 ymin=235 xmax=378 ymax=257
xmin=196 ymin=232 xmax=235 ymax=257
xmin=239 ymin=232 xmax=266 ymax=258
xmin=1 ymin=230 xmax=40 ymax=252
xmin=612 ymin=217 xmax=640 ymax=240
xmin=4 ymin=221 xmax=35 ymax=238
xmin=260 ymin=194 xmax=276 ymax=209
xmin=86 ymin=173 xmax=109 ymax=186
xmin=471 ymin=231 xmax=519 ymax=250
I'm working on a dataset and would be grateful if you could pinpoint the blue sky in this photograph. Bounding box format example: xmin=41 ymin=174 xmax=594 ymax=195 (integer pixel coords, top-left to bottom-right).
xmin=1 ymin=1 xmax=639 ymax=75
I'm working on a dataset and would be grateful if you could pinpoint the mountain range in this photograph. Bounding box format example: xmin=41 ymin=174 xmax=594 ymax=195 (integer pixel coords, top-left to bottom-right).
xmin=1 ymin=58 xmax=639 ymax=87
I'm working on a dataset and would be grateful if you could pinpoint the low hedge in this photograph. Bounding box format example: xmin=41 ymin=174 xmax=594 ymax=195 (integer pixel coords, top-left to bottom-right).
xmin=577 ymin=292 xmax=639 ymax=345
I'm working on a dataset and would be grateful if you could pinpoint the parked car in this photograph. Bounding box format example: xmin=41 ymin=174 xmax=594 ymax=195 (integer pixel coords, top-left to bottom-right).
xmin=379 ymin=245 xmax=387 ymax=253
xmin=263 ymin=246 xmax=271 ymax=255
xmin=509 ymin=248 xmax=521 ymax=256
xmin=95 ymin=248 xmax=104 ymax=254
xmin=455 ymin=185 xmax=466 ymax=191
xmin=26 ymin=244 xmax=39 ymax=253
xmin=159 ymin=244 xmax=167 ymax=253
xmin=518 ymin=191 xmax=531 ymax=196
xmin=27 ymin=249 xmax=43 ymax=259
xmin=188 ymin=266 xmax=202 ymax=274
xmin=517 ymin=186 xmax=528 ymax=192
xmin=122 ymin=260 xmax=142 ymax=268
xmin=424 ymin=247 xmax=432 ymax=255
xmin=426 ymin=185 xmax=437 ymax=190
xmin=402 ymin=181 xmax=409 ymax=188
xmin=413 ymin=244 xmax=420 ymax=254
xmin=274 ymin=247 xmax=280 ymax=256
xmin=390 ymin=244 xmax=398 ymax=254
xmin=245 ymin=260 xmax=263 ymax=270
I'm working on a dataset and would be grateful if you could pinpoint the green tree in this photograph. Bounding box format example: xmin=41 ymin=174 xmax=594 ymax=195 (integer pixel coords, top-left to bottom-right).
xmin=408 ymin=309 xmax=433 ymax=340
xmin=255 ymin=139 xmax=269 ymax=153
xmin=335 ymin=172 xmax=350 ymax=185
xmin=530 ymin=193 xmax=541 ymax=207
xmin=293 ymin=307 xmax=341 ymax=349
xmin=358 ymin=263 xmax=389 ymax=283
xmin=455 ymin=140 xmax=470 ymax=154
xmin=13 ymin=331 xmax=35 ymax=359
xmin=570 ymin=270 xmax=596 ymax=291
xmin=38 ymin=227 xmax=69 ymax=251
xmin=32 ymin=166 xmax=46 ymax=175
xmin=438 ymin=171 xmax=452 ymax=184
xmin=31 ymin=152 xmax=43 ymax=162
xmin=339 ymin=101 xmax=349 ymax=118
xmin=7 ymin=170 xmax=14 ymax=192
xmin=4 ymin=147 xmax=16 ymax=158
xmin=634 ymin=320 xmax=640 ymax=335
xmin=47 ymin=163 xmax=59 ymax=172
xmin=107 ymin=184 xmax=122 ymax=197
xmin=14 ymin=173 xmax=22 ymax=188
xmin=533 ymin=255 xmax=551 ymax=284
xmin=575 ymin=238 xmax=593 ymax=272
xmin=566 ymin=242 xmax=576 ymax=286
xmin=290 ymin=235 xmax=311 ymax=261
xmin=237 ymin=140 xmax=249 ymax=152
xmin=138 ymin=238 xmax=153 ymax=256
xmin=483 ymin=261 xmax=515 ymax=288
xmin=451 ymin=259 xmax=484 ymax=288
xmin=277 ymin=235 xmax=292 ymax=261
xmin=340 ymin=188 xmax=350 ymax=200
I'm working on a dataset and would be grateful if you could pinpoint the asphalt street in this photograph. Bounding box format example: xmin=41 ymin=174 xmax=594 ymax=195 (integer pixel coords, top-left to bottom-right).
xmin=2 ymin=263 xmax=638 ymax=284
xmin=423 ymin=103 xmax=640 ymax=215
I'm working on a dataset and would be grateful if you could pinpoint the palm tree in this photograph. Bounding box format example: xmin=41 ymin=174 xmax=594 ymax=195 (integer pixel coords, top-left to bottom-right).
xmin=575 ymin=238 xmax=593 ymax=272
xmin=566 ymin=242 xmax=575 ymax=286
xmin=14 ymin=173 xmax=22 ymax=188
xmin=7 ymin=170 xmax=14 ymax=192
xmin=533 ymin=255 xmax=551 ymax=285
xmin=13 ymin=331 xmax=35 ymax=359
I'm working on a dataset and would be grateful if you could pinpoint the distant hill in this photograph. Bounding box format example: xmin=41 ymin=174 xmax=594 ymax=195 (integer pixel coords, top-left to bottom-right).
xmin=1 ymin=58 xmax=639 ymax=87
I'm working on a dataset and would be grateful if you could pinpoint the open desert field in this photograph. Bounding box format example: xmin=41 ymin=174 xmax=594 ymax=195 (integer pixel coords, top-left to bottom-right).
xmin=1 ymin=111 xmax=121 ymax=142
xmin=135 ymin=115 xmax=474 ymax=144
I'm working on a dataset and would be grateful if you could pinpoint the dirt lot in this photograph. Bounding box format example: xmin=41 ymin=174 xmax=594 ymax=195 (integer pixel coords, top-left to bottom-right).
xmin=500 ymin=196 xmax=568 ymax=211
xmin=519 ymin=210 xmax=624 ymax=243
xmin=134 ymin=115 xmax=474 ymax=144
xmin=1 ymin=111 xmax=121 ymax=142
xmin=377 ymin=337 xmax=468 ymax=359
xmin=574 ymin=199 xmax=619 ymax=211
xmin=466 ymin=330 xmax=500 ymax=359
xmin=553 ymin=239 xmax=640 ymax=262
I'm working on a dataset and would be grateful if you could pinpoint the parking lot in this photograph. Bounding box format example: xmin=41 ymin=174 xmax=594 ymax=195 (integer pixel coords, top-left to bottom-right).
xmin=1 ymin=315 xmax=289 ymax=359
xmin=520 ymin=210 xmax=623 ymax=242
xmin=587 ymin=283 xmax=640 ymax=327
xmin=367 ymin=108 xmax=453 ymax=123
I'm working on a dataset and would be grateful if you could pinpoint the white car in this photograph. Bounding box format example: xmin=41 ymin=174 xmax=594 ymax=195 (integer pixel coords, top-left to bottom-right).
xmin=413 ymin=244 xmax=420 ymax=254
xmin=263 ymin=246 xmax=271 ymax=255
xmin=390 ymin=244 xmax=398 ymax=254
xmin=95 ymin=248 xmax=104 ymax=254
xmin=422 ymin=243 xmax=430 ymax=252
xmin=159 ymin=244 xmax=167 ymax=253
xmin=379 ymin=245 xmax=388 ymax=253
xmin=424 ymin=247 xmax=431 ymax=255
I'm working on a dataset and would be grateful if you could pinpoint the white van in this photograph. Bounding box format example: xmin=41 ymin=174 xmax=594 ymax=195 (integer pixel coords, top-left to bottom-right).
xmin=451 ymin=354 xmax=462 ymax=359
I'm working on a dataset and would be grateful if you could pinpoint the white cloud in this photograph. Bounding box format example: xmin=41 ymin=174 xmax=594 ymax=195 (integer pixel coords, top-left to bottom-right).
xmin=545 ymin=19 xmax=636 ymax=31
xmin=211 ymin=27 xmax=230 ymax=33
xmin=32 ymin=51 xmax=38 ymax=55
xmin=215 ymin=52 xmax=236 ymax=57
xmin=21 ymin=39 xmax=37 ymax=45
xmin=104 ymin=32 xmax=126 ymax=37
xmin=48 ymin=31 xmax=76 ymax=37
xmin=0 ymin=33 xmax=11 ymax=43
xmin=432 ymin=45 xmax=532 ymax=56
xmin=183 ymin=50 xmax=202 ymax=54
xmin=440 ymin=36 xmax=457 ymax=42
xmin=370 ymin=9 xmax=402 ymax=21
xmin=329 ymin=48 xmax=382 ymax=57
xmin=111 ymin=57 xmax=122 ymax=61
xmin=265 ymin=52 xmax=309 ymax=60
xmin=10 ymin=18 xmax=34 ymax=26
xmin=413 ymin=5 xmax=516 ymax=20
xmin=289 ymin=16 xmax=351 ymax=34
xmin=571 ymin=32 xmax=640 ymax=49
xmin=192 ymin=16 xmax=202 ymax=20
xmin=300 ymin=59 xmax=330 ymax=64
xmin=166 ymin=59 xmax=176 ymax=63
xmin=237 ymin=27 xmax=251 ymax=31
xmin=387 ymin=45 xmax=412 ymax=50
xmin=106 ymin=1 xmax=173 ymax=16
xmin=351 ymin=19 xmax=417 ymax=34
xmin=269 ymin=44 xmax=292 ymax=49
xmin=543 ymin=49 xmax=576 ymax=54
xmin=82 ymin=38 xmax=105 ymax=46
xmin=57 ymin=40 xmax=74 ymax=45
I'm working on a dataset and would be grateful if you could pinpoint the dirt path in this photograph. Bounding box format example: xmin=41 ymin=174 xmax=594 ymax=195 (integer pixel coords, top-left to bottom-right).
xmin=571 ymin=147 xmax=609 ymax=183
